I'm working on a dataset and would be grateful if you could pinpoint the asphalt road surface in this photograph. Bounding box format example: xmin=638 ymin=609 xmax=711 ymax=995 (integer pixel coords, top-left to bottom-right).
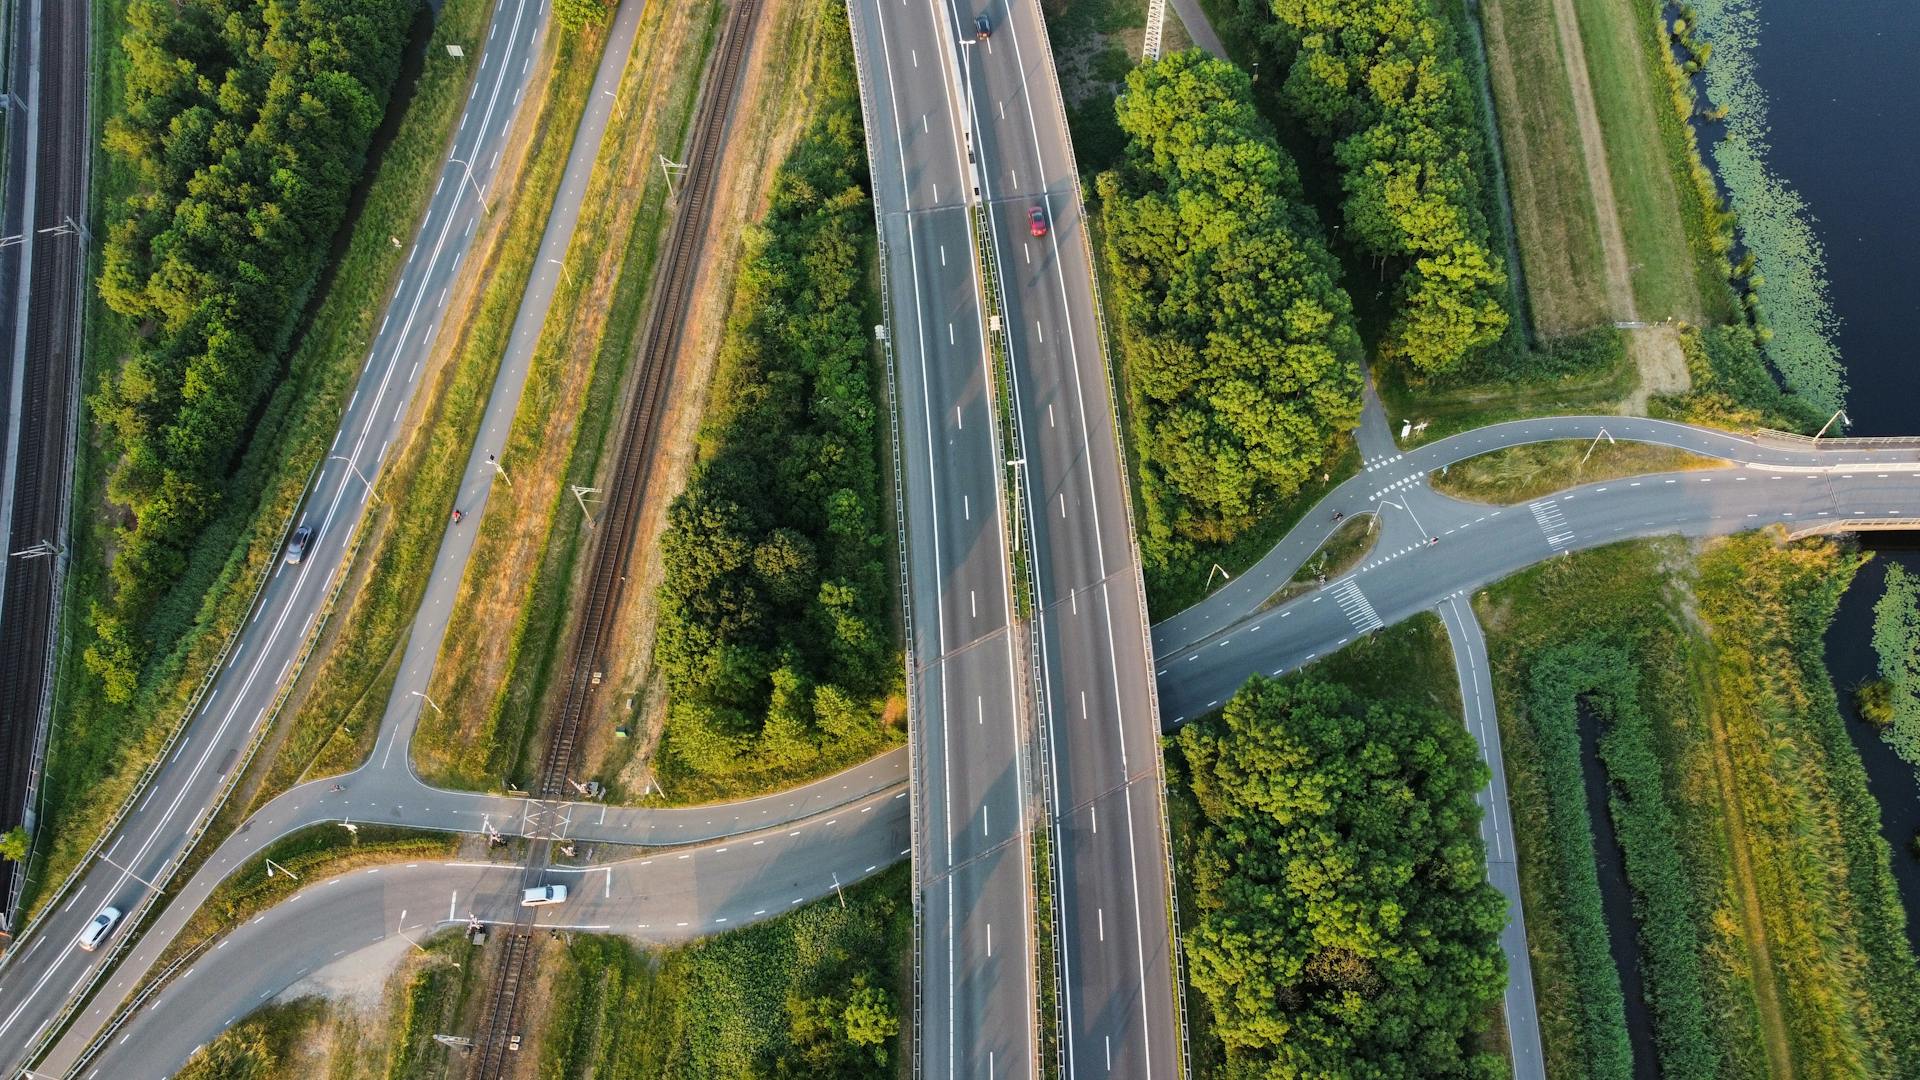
xmin=958 ymin=2 xmax=1184 ymax=1075
xmin=847 ymin=0 xmax=1038 ymax=1075
xmin=1437 ymin=594 xmax=1545 ymax=1080
xmin=0 ymin=0 xmax=548 ymax=1067
xmin=69 ymin=785 xmax=910 ymax=1080
xmin=1153 ymin=431 xmax=1920 ymax=723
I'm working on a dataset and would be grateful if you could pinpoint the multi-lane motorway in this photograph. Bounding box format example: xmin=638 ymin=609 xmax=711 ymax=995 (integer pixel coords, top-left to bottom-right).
xmin=848 ymin=0 xmax=1037 ymax=1075
xmin=0 ymin=0 xmax=548 ymax=1066
xmin=960 ymin=2 xmax=1184 ymax=1074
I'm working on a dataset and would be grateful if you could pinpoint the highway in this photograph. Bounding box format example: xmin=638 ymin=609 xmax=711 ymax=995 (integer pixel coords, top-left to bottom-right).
xmin=846 ymin=0 xmax=1038 ymax=1076
xmin=958 ymin=2 xmax=1185 ymax=1075
xmin=0 ymin=0 xmax=88 ymax=925
xmin=66 ymin=788 xmax=910 ymax=1080
xmin=0 ymin=0 xmax=549 ymax=1067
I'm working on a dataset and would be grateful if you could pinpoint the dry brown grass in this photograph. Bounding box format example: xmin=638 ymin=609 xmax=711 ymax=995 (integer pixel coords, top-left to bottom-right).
xmin=583 ymin=0 xmax=849 ymax=796
xmin=1430 ymin=438 xmax=1725 ymax=504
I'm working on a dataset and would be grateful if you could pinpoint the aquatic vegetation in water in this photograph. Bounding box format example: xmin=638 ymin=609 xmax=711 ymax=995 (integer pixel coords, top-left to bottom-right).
xmin=1685 ymin=0 xmax=1848 ymax=413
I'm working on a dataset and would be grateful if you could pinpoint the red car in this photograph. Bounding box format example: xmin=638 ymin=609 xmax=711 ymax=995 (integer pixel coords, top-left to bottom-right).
xmin=1028 ymin=207 xmax=1047 ymax=237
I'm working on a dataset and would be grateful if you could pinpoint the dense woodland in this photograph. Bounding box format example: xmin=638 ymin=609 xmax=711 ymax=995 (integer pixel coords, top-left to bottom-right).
xmin=1177 ymin=675 xmax=1507 ymax=1078
xmin=1097 ymin=52 xmax=1362 ymax=564
xmin=652 ymin=17 xmax=897 ymax=789
xmin=1233 ymin=0 xmax=1512 ymax=376
xmin=87 ymin=0 xmax=415 ymax=698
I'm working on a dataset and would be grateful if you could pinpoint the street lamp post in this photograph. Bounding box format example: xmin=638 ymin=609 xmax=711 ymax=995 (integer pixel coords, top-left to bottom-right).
xmin=329 ymin=454 xmax=376 ymax=492
xmin=1812 ymin=408 xmax=1850 ymax=441
xmin=446 ymin=158 xmax=490 ymax=214
xmin=1377 ymin=497 xmax=1432 ymax=540
xmin=485 ymin=453 xmax=512 ymax=488
xmin=410 ymin=690 xmax=444 ymax=717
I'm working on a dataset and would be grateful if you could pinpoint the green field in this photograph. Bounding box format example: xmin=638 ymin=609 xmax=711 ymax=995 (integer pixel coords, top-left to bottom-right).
xmin=1477 ymin=536 xmax=1920 ymax=1078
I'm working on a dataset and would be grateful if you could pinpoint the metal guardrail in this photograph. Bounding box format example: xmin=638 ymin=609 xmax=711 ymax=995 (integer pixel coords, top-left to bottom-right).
xmin=1019 ymin=2 xmax=1193 ymax=1071
xmin=0 ymin=460 xmax=316 ymax=970
xmin=23 ymin=471 xmax=365 ymax=1073
xmin=1751 ymin=427 xmax=1920 ymax=450
xmin=968 ymin=197 xmax=1054 ymax=1074
xmin=839 ymin=6 xmax=925 ymax=1073
xmin=1142 ymin=0 xmax=1166 ymax=60
xmin=62 ymin=928 xmax=216 ymax=1076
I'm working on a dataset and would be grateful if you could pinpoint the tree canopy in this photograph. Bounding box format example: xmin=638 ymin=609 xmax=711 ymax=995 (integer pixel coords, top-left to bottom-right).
xmin=1246 ymin=0 xmax=1511 ymax=374
xmin=653 ymin=19 xmax=897 ymax=788
xmin=1178 ymin=675 xmax=1507 ymax=1078
xmin=87 ymin=0 xmax=414 ymax=697
xmin=1097 ymin=51 xmax=1362 ymax=562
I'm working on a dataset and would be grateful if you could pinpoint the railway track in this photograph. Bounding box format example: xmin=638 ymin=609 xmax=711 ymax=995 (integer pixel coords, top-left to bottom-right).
xmin=0 ymin=0 xmax=90 ymax=929
xmin=466 ymin=0 xmax=760 ymax=1073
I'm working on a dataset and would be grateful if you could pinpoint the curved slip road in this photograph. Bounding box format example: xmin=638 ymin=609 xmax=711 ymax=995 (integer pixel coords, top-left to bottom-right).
xmin=69 ymin=784 xmax=912 ymax=1080
xmin=1157 ymin=460 xmax=1920 ymax=723
xmin=0 ymin=0 xmax=552 ymax=1067
xmin=1155 ymin=412 xmax=1920 ymax=662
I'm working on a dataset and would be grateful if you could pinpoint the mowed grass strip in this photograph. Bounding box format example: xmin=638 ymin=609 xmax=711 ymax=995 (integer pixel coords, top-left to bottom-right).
xmin=254 ymin=23 xmax=612 ymax=805
xmin=1430 ymin=439 xmax=1724 ymax=504
xmin=1479 ymin=0 xmax=1610 ymax=335
xmin=411 ymin=0 xmax=724 ymax=792
xmin=1565 ymin=0 xmax=1708 ymax=322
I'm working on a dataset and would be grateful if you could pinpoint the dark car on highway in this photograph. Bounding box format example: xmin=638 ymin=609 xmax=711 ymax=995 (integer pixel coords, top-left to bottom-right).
xmin=975 ymin=15 xmax=991 ymax=39
xmin=285 ymin=524 xmax=316 ymax=565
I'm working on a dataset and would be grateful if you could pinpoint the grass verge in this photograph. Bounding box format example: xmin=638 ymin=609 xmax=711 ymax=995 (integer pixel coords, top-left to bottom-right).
xmin=152 ymin=825 xmax=459 ymax=976
xmin=1430 ymin=440 xmax=1725 ymax=504
xmin=256 ymin=22 xmax=612 ymax=805
xmin=29 ymin=0 xmax=480 ymax=917
xmin=529 ymin=864 xmax=911 ymax=1076
xmin=1261 ymin=513 xmax=1378 ymax=608
xmin=408 ymin=0 xmax=722 ymax=791
xmin=1476 ymin=535 xmax=1920 ymax=1079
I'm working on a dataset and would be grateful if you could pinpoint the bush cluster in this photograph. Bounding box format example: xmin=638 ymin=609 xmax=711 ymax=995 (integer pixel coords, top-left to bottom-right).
xmin=654 ymin=19 xmax=896 ymax=786
xmin=1177 ymin=675 xmax=1507 ymax=1077
xmin=1870 ymin=564 xmax=1920 ymax=766
xmin=87 ymin=0 xmax=415 ymax=698
xmin=1097 ymin=51 xmax=1362 ymax=561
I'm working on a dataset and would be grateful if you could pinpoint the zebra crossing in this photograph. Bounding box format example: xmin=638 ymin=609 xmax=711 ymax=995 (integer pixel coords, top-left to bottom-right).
xmin=1329 ymin=577 xmax=1384 ymax=633
xmin=1529 ymin=498 xmax=1575 ymax=550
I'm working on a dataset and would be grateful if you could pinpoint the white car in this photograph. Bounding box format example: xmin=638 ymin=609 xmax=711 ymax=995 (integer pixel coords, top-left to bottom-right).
xmin=521 ymin=884 xmax=568 ymax=907
xmin=78 ymin=907 xmax=122 ymax=952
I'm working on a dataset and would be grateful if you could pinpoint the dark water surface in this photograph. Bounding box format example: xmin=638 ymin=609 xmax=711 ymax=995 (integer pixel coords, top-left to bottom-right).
xmin=1826 ymin=541 xmax=1920 ymax=952
xmin=1750 ymin=0 xmax=1920 ymax=436
xmin=1752 ymin=0 xmax=1920 ymax=942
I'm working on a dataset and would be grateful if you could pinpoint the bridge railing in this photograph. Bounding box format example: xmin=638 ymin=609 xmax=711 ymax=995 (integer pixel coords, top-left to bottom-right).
xmin=1786 ymin=517 xmax=1920 ymax=539
xmin=1019 ymin=1 xmax=1193 ymax=1073
xmin=838 ymin=7 xmax=925 ymax=1078
xmin=1751 ymin=427 xmax=1920 ymax=450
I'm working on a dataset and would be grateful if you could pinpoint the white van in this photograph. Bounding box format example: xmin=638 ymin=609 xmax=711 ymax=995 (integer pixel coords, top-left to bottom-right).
xmin=78 ymin=907 xmax=122 ymax=952
xmin=521 ymin=884 xmax=568 ymax=907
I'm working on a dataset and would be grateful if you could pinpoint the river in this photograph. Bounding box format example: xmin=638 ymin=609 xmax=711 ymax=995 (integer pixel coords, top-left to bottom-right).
xmin=1751 ymin=0 xmax=1920 ymax=943
xmin=1748 ymin=0 xmax=1920 ymax=438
